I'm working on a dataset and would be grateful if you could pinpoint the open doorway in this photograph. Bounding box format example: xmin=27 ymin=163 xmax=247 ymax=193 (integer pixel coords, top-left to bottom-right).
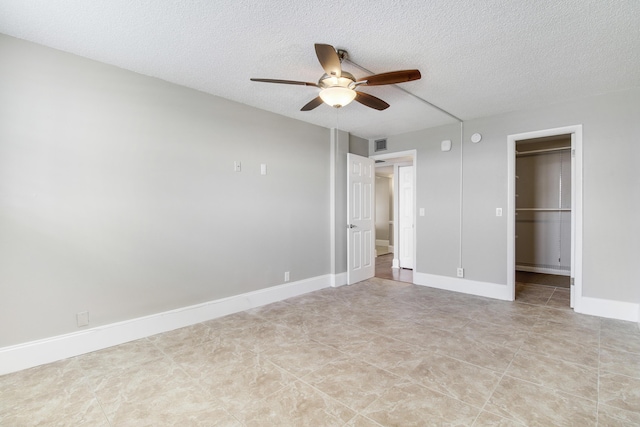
xmin=507 ymin=125 xmax=583 ymax=310
xmin=371 ymin=151 xmax=416 ymax=283
xmin=374 ymin=171 xmax=393 ymax=257
xmin=514 ymin=135 xmax=572 ymax=308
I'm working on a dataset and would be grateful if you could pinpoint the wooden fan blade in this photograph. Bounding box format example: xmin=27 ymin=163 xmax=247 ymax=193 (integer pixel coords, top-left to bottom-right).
xmin=360 ymin=70 xmax=421 ymax=86
xmin=301 ymin=96 xmax=324 ymax=111
xmin=354 ymin=92 xmax=390 ymax=110
xmin=314 ymin=44 xmax=341 ymax=78
xmin=250 ymin=78 xmax=318 ymax=87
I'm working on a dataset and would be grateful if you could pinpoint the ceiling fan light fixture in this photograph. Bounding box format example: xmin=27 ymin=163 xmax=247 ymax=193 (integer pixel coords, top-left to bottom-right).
xmin=319 ymin=86 xmax=356 ymax=108
xmin=251 ymin=44 xmax=421 ymax=111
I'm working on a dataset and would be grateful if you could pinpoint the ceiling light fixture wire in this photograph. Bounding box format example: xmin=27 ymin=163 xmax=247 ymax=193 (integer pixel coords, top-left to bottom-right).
xmin=343 ymin=58 xmax=463 ymax=123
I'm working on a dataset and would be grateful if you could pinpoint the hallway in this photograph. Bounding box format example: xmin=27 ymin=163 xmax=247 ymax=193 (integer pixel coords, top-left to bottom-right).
xmin=375 ymin=253 xmax=413 ymax=283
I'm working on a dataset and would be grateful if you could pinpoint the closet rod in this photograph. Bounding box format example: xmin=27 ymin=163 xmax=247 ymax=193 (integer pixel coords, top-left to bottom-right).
xmin=516 ymin=146 xmax=571 ymax=156
xmin=516 ymin=208 xmax=571 ymax=211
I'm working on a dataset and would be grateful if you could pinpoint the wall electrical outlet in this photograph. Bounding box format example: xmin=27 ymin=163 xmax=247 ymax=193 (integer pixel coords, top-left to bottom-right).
xmin=233 ymin=161 xmax=241 ymax=172
xmin=284 ymin=271 xmax=290 ymax=282
xmin=496 ymin=207 xmax=503 ymax=217
xmin=261 ymin=163 xmax=267 ymax=175
xmin=76 ymin=311 xmax=89 ymax=327
xmin=456 ymin=268 xmax=464 ymax=278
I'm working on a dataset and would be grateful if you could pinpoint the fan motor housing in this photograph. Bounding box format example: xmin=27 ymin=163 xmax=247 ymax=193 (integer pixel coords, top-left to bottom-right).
xmin=318 ymin=72 xmax=356 ymax=89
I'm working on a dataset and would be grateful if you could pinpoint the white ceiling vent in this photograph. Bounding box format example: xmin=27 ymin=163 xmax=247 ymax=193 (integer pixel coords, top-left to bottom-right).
xmin=374 ymin=139 xmax=387 ymax=152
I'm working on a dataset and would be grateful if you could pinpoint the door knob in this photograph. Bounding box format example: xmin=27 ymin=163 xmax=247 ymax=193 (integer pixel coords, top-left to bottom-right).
xmin=348 ymin=224 xmax=357 ymax=229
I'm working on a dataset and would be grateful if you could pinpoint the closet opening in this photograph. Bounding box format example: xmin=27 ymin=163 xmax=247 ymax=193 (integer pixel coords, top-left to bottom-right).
xmin=514 ymin=135 xmax=572 ymax=308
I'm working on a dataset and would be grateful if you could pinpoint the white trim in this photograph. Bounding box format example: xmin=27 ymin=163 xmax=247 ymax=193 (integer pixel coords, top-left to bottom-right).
xmin=414 ymin=273 xmax=638 ymax=323
xmin=515 ymin=265 xmax=571 ymax=276
xmin=329 ymin=128 xmax=337 ymax=278
xmin=507 ymin=125 xmax=583 ymax=306
xmin=375 ymin=239 xmax=390 ymax=247
xmin=0 ymin=274 xmax=333 ymax=375
xmin=331 ymin=272 xmax=348 ymax=287
xmin=576 ymin=297 xmax=639 ymax=322
xmin=413 ymin=272 xmax=511 ymax=301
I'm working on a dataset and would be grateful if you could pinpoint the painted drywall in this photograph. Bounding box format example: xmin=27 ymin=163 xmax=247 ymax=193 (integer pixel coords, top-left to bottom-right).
xmin=377 ymin=125 xmax=462 ymax=278
xmin=375 ymin=89 xmax=640 ymax=304
xmin=349 ymin=135 xmax=369 ymax=157
xmin=0 ymin=35 xmax=331 ymax=347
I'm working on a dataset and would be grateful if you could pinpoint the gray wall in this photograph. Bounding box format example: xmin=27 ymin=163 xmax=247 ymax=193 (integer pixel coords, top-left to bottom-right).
xmin=349 ymin=134 xmax=369 ymax=157
xmin=374 ymin=89 xmax=640 ymax=304
xmin=0 ymin=35 xmax=331 ymax=347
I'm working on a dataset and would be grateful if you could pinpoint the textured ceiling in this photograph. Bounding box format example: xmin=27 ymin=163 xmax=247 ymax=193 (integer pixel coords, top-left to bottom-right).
xmin=1 ymin=0 xmax=639 ymax=139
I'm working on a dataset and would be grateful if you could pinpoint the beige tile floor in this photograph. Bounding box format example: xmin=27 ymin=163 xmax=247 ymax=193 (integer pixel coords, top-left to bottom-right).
xmin=2 ymin=278 xmax=640 ymax=426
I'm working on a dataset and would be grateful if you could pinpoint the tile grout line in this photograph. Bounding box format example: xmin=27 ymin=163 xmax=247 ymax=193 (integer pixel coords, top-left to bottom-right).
xmin=545 ymin=286 xmax=558 ymax=305
xmin=294 ymin=370 xmax=375 ymax=422
xmin=470 ymin=340 xmax=525 ymax=426
xmin=81 ymin=371 xmax=113 ymax=427
xmin=291 ymin=339 xmax=487 ymax=425
xmin=481 ymin=304 xmax=545 ymax=424
xmin=147 ymin=326 xmax=294 ymax=426
xmin=471 ymin=307 xmax=542 ymax=425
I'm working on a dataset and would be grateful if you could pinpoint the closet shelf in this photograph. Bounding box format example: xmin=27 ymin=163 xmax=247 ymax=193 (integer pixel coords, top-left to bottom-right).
xmin=516 ymin=208 xmax=571 ymax=211
xmin=516 ymin=147 xmax=571 ymax=156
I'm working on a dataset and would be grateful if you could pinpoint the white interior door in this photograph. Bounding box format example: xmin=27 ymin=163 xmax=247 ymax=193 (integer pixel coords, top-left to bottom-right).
xmin=398 ymin=165 xmax=414 ymax=269
xmin=347 ymin=153 xmax=375 ymax=284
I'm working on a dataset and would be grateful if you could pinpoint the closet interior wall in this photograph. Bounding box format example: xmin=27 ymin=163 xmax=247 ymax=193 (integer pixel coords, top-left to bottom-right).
xmin=515 ymin=135 xmax=572 ymax=276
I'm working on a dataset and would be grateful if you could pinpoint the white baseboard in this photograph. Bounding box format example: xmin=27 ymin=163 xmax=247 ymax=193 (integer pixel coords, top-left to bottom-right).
xmin=413 ymin=272 xmax=512 ymax=301
xmin=516 ymin=265 xmax=570 ymax=276
xmin=575 ymin=297 xmax=639 ymax=322
xmin=331 ymin=272 xmax=347 ymax=287
xmin=413 ymin=272 xmax=638 ymax=323
xmin=375 ymin=239 xmax=390 ymax=247
xmin=0 ymin=274 xmax=334 ymax=375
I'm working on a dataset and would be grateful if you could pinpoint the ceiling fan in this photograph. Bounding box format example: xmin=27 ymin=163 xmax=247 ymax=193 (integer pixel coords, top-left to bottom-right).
xmin=250 ymin=44 xmax=421 ymax=111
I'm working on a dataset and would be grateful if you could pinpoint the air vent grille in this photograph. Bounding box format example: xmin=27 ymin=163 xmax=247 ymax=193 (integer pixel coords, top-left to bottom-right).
xmin=374 ymin=139 xmax=387 ymax=152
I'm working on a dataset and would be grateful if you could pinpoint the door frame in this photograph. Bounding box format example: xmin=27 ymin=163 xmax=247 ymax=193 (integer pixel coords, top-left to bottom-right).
xmin=370 ymin=149 xmax=417 ymax=275
xmin=507 ymin=125 xmax=583 ymax=308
